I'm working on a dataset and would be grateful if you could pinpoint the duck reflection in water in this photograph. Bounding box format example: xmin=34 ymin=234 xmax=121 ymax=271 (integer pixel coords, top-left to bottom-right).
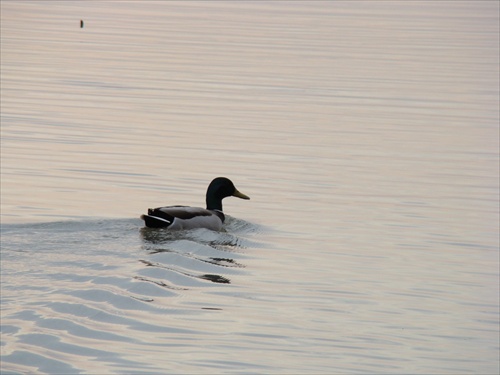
xmin=139 ymin=228 xmax=245 ymax=285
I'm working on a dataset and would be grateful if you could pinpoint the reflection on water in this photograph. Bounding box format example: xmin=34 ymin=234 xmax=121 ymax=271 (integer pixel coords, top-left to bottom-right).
xmin=138 ymin=259 xmax=232 ymax=285
xmin=138 ymin=218 xmax=262 ymax=287
xmin=1 ymin=1 xmax=499 ymax=374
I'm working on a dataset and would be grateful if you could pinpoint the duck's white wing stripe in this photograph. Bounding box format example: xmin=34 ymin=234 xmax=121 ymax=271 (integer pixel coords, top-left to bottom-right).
xmin=148 ymin=215 xmax=171 ymax=224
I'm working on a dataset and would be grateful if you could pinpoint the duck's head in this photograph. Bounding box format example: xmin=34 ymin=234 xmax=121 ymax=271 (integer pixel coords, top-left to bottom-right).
xmin=206 ymin=177 xmax=250 ymax=211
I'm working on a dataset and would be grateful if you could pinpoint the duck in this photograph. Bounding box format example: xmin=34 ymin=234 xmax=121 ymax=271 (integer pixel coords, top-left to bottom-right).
xmin=141 ymin=177 xmax=250 ymax=230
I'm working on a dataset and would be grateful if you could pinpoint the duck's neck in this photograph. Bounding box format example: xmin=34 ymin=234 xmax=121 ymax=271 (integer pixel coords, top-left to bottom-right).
xmin=206 ymin=196 xmax=223 ymax=211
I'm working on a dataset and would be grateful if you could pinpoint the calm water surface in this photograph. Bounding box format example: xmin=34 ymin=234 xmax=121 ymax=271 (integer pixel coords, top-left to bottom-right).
xmin=1 ymin=1 xmax=499 ymax=374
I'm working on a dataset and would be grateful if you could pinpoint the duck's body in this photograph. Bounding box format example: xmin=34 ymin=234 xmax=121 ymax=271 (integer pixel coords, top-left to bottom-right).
xmin=141 ymin=177 xmax=249 ymax=230
xmin=142 ymin=206 xmax=226 ymax=231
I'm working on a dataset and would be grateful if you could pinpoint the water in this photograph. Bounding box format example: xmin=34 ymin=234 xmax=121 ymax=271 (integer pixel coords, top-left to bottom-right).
xmin=1 ymin=1 xmax=499 ymax=374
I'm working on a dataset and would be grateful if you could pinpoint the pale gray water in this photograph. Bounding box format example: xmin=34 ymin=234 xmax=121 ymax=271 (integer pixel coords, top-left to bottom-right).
xmin=1 ymin=1 xmax=499 ymax=374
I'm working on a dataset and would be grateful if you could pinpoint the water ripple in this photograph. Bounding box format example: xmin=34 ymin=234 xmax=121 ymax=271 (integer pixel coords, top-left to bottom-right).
xmin=1 ymin=217 xmax=263 ymax=373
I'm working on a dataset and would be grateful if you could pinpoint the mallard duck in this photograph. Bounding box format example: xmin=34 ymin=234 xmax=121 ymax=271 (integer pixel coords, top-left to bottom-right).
xmin=141 ymin=177 xmax=250 ymax=230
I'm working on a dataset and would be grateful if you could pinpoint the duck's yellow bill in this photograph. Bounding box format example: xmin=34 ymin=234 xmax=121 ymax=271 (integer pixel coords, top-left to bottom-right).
xmin=233 ymin=189 xmax=250 ymax=200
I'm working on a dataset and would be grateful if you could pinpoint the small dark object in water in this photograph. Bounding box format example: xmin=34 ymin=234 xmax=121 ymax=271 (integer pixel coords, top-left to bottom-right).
xmin=80 ymin=20 xmax=84 ymax=28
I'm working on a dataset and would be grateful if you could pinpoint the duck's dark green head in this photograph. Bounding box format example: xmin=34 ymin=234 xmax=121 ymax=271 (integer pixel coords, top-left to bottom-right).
xmin=206 ymin=177 xmax=250 ymax=211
